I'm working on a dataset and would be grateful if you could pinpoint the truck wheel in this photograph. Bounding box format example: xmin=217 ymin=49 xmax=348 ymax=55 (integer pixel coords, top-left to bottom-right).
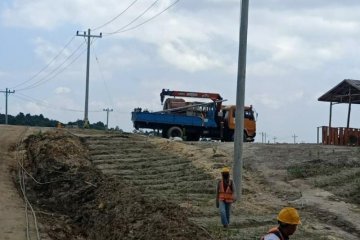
xmin=167 ymin=126 xmax=183 ymax=139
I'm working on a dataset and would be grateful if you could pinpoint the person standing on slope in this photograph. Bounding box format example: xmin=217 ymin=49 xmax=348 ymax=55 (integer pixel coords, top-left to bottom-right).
xmin=216 ymin=167 xmax=235 ymax=228
xmin=261 ymin=207 xmax=301 ymax=240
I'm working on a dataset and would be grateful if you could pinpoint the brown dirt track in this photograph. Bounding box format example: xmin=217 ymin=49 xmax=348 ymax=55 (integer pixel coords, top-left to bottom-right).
xmin=1 ymin=126 xmax=360 ymax=239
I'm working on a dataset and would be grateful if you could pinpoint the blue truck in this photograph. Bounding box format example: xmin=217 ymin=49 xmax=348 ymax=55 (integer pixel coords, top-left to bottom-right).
xmin=131 ymin=89 xmax=257 ymax=141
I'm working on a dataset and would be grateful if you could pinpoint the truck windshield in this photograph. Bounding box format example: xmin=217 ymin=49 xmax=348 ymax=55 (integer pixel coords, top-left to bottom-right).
xmin=231 ymin=109 xmax=255 ymax=120
xmin=244 ymin=110 xmax=254 ymax=120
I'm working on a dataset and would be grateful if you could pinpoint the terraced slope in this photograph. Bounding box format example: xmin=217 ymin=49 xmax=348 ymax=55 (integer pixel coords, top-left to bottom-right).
xmin=81 ymin=132 xmax=360 ymax=239
xmin=82 ymin=134 xmax=279 ymax=239
xmin=84 ymin=134 xmax=217 ymax=215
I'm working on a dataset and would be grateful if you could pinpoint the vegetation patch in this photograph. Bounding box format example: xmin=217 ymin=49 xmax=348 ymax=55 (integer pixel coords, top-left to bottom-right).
xmin=287 ymin=159 xmax=360 ymax=179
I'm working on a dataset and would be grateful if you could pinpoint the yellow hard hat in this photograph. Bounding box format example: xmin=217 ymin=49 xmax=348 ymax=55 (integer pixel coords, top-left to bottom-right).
xmin=277 ymin=207 xmax=301 ymax=225
xmin=221 ymin=167 xmax=230 ymax=173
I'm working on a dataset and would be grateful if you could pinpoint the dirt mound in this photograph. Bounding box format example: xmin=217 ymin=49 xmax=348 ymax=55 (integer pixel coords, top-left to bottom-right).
xmin=20 ymin=131 xmax=211 ymax=240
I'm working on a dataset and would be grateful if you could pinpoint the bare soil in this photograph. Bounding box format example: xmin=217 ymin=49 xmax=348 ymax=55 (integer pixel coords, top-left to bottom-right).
xmin=2 ymin=126 xmax=360 ymax=240
xmin=0 ymin=125 xmax=51 ymax=240
xmin=0 ymin=125 xmax=28 ymax=240
xmin=19 ymin=130 xmax=211 ymax=240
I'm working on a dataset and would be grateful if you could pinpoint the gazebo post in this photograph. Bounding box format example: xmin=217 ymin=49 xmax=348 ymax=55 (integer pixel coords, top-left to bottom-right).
xmin=329 ymin=101 xmax=333 ymax=128
xmin=328 ymin=101 xmax=333 ymax=144
xmin=347 ymin=88 xmax=351 ymax=128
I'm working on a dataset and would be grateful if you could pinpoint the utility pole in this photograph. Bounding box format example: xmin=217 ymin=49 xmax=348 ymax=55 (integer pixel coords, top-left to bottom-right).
xmin=0 ymin=88 xmax=15 ymax=124
xmin=273 ymin=137 xmax=277 ymax=144
xmin=264 ymin=133 xmax=267 ymax=143
xmin=233 ymin=0 xmax=249 ymax=200
xmin=261 ymin=132 xmax=266 ymax=143
xmin=292 ymin=134 xmax=298 ymax=144
xmin=103 ymin=108 xmax=113 ymax=130
xmin=261 ymin=132 xmax=267 ymax=143
xmin=76 ymin=29 xmax=102 ymax=128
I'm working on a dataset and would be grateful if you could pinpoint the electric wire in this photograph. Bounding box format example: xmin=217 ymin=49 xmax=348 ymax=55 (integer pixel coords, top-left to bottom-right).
xmin=14 ymin=94 xmax=82 ymax=113
xmin=92 ymin=45 xmax=115 ymax=108
xmin=15 ymin=36 xmax=99 ymax=92
xmin=12 ymin=35 xmax=76 ymax=89
xmin=19 ymin=169 xmax=30 ymax=240
xmin=113 ymin=0 xmax=180 ymax=34
xmin=16 ymin=128 xmax=41 ymax=240
xmin=104 ymin=0 xmax=160 ymax=35
xmin=15 ymin=41 xmax=87 ymax=92
xmin=14 ymin=93 xmax=102 ymax=113
xmin=91 ymin=0 xmax=139 ymax=31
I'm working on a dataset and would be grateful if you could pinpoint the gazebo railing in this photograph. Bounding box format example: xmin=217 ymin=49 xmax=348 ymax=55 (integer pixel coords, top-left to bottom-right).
xmin=322 ymin=126 xmax=360 ymax=146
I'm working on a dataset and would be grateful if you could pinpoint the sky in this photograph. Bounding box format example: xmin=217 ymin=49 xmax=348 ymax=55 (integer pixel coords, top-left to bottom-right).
xmin=1 ymin=0 xmax=360 ymax=143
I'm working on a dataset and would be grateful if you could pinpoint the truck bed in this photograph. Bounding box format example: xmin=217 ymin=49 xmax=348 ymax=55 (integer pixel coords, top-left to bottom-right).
xmin=131 ymin=111 xmax=218 ymax=129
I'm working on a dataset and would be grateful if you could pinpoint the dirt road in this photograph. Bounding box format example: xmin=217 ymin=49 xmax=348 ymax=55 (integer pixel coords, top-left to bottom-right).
xmin=0 ymin=125 xmax=28 ymax=240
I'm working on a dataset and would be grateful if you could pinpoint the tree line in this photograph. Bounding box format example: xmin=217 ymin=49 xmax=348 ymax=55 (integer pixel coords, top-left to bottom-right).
xmin=0 ymin=112 xmax=106 ymax=130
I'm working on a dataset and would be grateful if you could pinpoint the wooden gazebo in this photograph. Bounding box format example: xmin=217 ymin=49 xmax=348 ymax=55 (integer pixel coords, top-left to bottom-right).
xmin=318 ymin=79 xmax=360 ymax=146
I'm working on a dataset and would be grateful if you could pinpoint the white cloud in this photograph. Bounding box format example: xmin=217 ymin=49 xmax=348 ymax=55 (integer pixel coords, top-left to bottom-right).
xmin=99 ymin=45 xmax=150 ymax=69
xmin=55 ymin=87 xmax=71 ymax=94
xmin=1 ymin=0 xmax=179 ymax=30
xmin=247 ymin=62 xmax=288 ymax=77
xmin=159 ymin=41 xmax=223 ymax=72
xmin=0 ymin=70 xmax=9 ymax=79
xmin=251 ymin=90 xmax=305 ymax=110
xmin=24 ymin=102 xmax=44 ymax=115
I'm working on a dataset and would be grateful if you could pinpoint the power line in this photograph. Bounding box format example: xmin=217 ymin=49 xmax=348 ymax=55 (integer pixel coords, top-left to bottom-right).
xmin=12 ymin=35 xmax=76 ymax=89
xmin=92 ymin=45 xmax=115 ymax=108
xmin=114 ymin=0 xmax=180 ymax=34
xmin=14 ymin=93 xmax=102 ymax=113
xmin=91 ymin=0 xmax=139 ymax=31
xmin=15 ymin=41 xmax=87 ymax=92
xmin=104 ymin=0 xmax=160 ymax=35
xmin=15 ymin=38 xmax=98 ymax=92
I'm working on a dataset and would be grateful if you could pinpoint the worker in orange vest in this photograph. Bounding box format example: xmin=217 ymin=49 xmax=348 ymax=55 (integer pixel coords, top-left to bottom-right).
xmin=216 ymin=167 xmax=235 ymax=228
xmin=261 ymin=207 xmax=301 ymax=240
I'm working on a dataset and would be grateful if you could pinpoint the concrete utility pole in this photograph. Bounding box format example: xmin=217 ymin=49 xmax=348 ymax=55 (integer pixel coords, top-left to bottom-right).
xmin=103 ymin=108 xmax=113 ymax=130
xmin=0 ymin=88 xmax=15 ymax=124
xmin=76 ymin=29 xmax=102 ymax=128
xmin=233 ymin=0 xmax=249 ymax=200
xmin=292 ymin=134 xmax=298 ymax=144
xmin=264 ymin=132 xmax=267 ymax=144
xmin=261 ymin=132 xmax=268 ymax=143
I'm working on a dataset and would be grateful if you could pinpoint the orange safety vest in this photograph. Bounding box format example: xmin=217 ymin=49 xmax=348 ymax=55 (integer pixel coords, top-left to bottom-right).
xmin=218 ymin=180 xmax=234 ymax=203
xmin=260 ymin=227 xmax=286 ymax=240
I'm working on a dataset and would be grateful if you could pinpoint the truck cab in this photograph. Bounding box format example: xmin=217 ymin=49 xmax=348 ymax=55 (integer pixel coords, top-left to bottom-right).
xmin=221 ymin=105 xmax=256 ymax=142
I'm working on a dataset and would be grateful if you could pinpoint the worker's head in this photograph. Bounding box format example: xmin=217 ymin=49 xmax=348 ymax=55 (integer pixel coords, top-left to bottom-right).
xmin=277 ymin=207 xmax=301 ymax=236
xmin=221 ymin=167 xmax=230 ymax=179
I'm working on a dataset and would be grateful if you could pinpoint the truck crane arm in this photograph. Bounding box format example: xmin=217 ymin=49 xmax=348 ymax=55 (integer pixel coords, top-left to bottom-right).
xmin=160 ymin=89 xmax=223 ymax=104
